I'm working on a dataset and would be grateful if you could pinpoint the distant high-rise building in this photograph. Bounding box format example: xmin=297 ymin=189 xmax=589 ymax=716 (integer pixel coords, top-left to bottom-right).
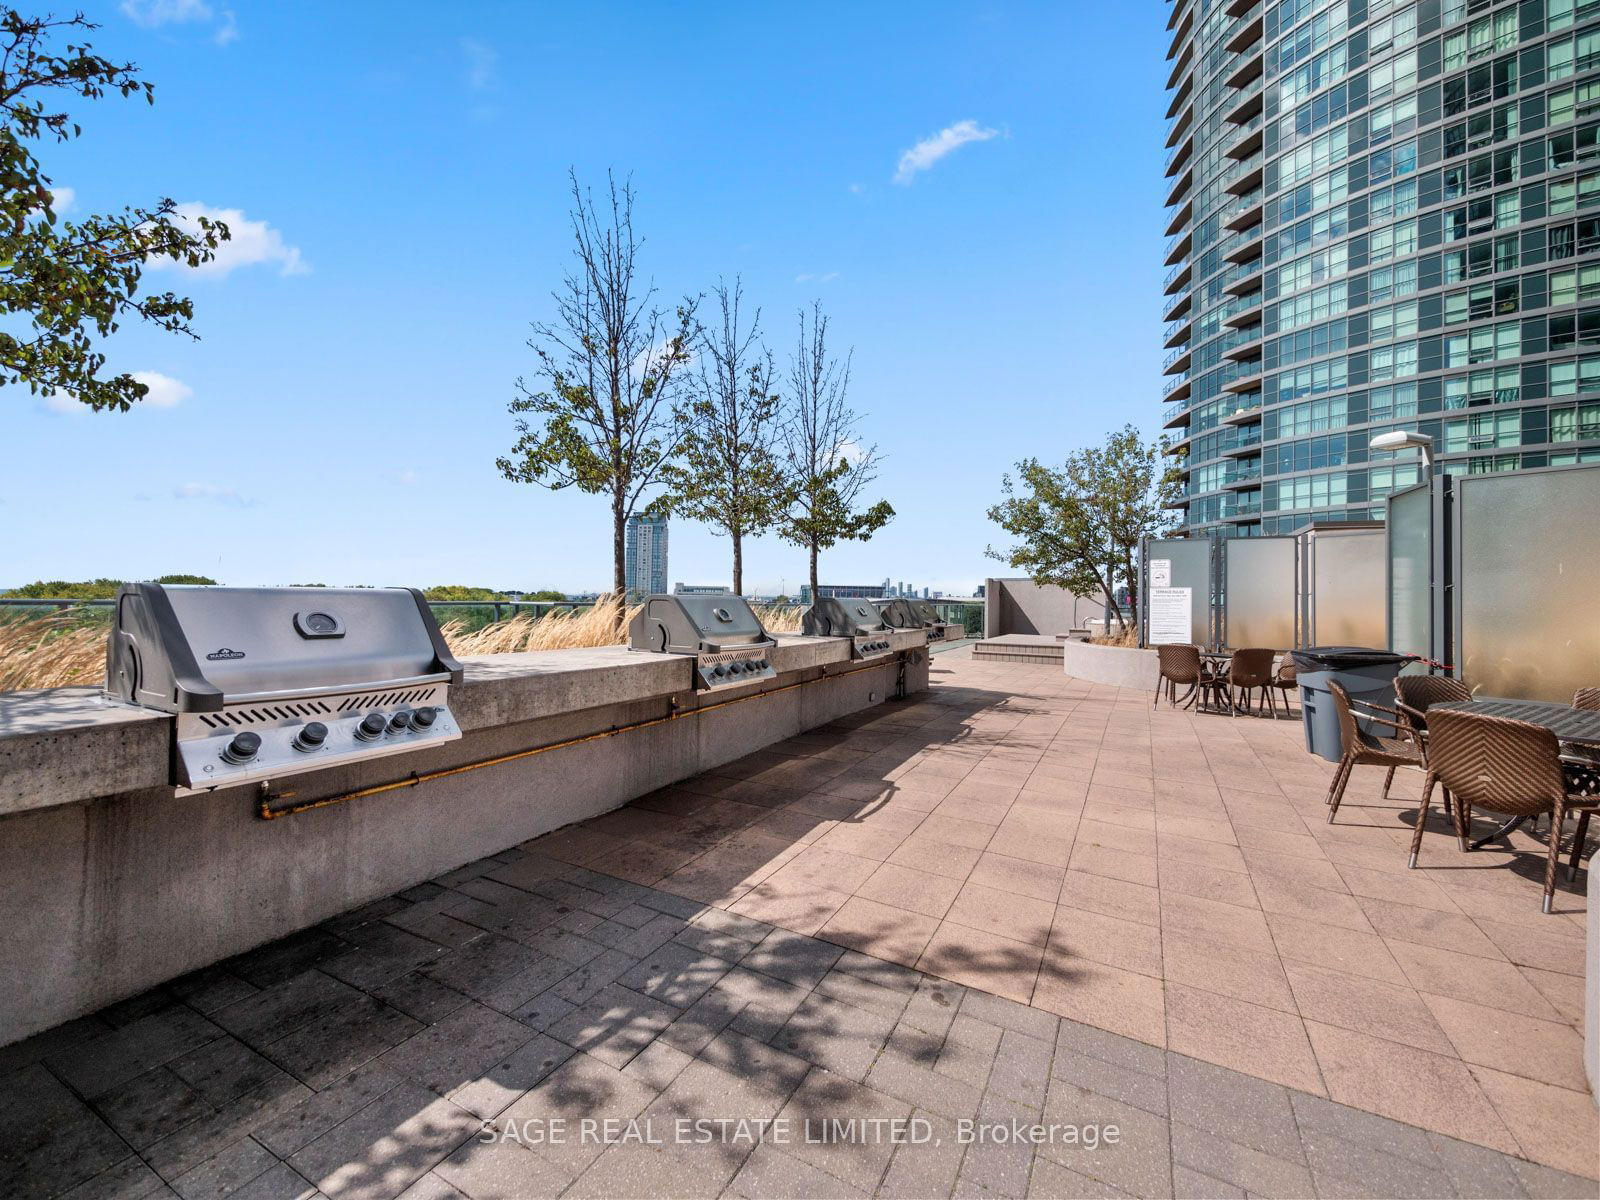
xmin=1162 ymin=0 xmax=1600 ymax=537
xmin=624 ymin=515 xmax=668 ymax=597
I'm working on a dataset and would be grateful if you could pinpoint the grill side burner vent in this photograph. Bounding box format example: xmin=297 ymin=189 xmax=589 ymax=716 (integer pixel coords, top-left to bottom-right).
xmin=628 ymin=594 xmax=778 ymax=690
xmin=802 ymin=597 xmax=896 ymax=660
xmin=106 ymin=583 xmax=464 ymax=791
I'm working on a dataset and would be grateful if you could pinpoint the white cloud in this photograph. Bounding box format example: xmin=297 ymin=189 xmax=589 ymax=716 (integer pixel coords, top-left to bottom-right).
xmin=848 ymin=182 xmax=866 ymax=196
xmin=795 ymin=271 xmax=840 ymax=284
xmin=893 ymin=119 xmax=1001 ymax=185
xmin=462 ymin=38 xmax=498 ymax=90
xmin=121 ymin=0 xmax=212 ymax=27
xmin=44 ymin=390 xmax=80 ymax=414
xmin=214 ymin=9 xmax=238 ymax=45
xmin=132 ymin=371 xmax=192 ymax=408
xmin=49 ymin=186 xmax=75 ymax=214
xmin=149 ymin=203 xmax=308 ymax=277
xmin=174 ymin=482 xmax=261 ymax=508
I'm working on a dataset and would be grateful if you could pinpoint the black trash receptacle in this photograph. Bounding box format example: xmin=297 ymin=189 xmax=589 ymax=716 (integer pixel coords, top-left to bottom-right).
xmin=1289 ymin=647 xmax=1412 ymax=763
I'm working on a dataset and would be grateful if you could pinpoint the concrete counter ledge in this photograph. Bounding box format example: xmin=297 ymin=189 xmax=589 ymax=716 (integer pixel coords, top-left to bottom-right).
xmin=0 ymin=631 xmax=932 ymax=1044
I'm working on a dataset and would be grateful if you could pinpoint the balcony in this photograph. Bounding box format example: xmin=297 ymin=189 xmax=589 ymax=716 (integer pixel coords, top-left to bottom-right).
xmin=1224 ymin=497 xmax=1263 ymax=518
xmin=1163 ymin=259 xmax=1192 ymax=295
xmin=1224 ymin=232 xmax=1263 ymax=264
xmin=1162 ymin=288 xmax=1192 ymax=322
xmin=1225 ymin=158 xmax=1263 ymax=196
xmin=1163 ymin=314 xmax=1193 ymax=349
xmin=1166 ymin=2 xmax=1194 ymax=59
xmin=1164 ymin=195 xmax=1193 ymax=238
xmin=1165 ymin=70 xmax=1192 ymax=120
xmin=1223 ymin=332 xmax=1263 ymax=362
xmin=1163 ymin=345 xmax=1191 ymax=375
xmin=1163 ymin=398 xmax=1192 ymax=427
xmin=1224 ymin=7 xmax=1263 ymax=54
xmin=1165 ymin=100 xmax=1193 ymax=149
xmin=1224 ymin=462 xmax=1262 ymax=487
xmin=1226 ymin=121 xmax=1263 ymax=161
xmin=1222 ymin=429 xmax=1263 ymax=455
xmin=1223 ymin=366 xmax=1262 ymax=393
xmin=1224 ymin=0 xmax=1255 ymax=15
xmin=1165 ymin=163 xmax=1194 ymax=208
xmin=1222 ymin=391 xmax=1264 ymax=418
xmin=1224 ymin=85 xmax=1264 ymax=125
xmin=1165 ymin=131 xmax=1194 ymax=178
xmin=1162 ymin=372 xmax=1191 ymax=403
xmin=1166 ymin=37 xmax=1194 ymax=91
xmin=1224 ymin=261 xmax=1263 ymax=296
xmin=1164 ymin=227 xmax=1192 ymax=266
xmin=1224 ymin=194 xmax=1263 ymax=232
xmin=1224 ymin=47 xmax=1264 ymax=90
xmin=1224 ymin=298 xmax=1264 ymax=328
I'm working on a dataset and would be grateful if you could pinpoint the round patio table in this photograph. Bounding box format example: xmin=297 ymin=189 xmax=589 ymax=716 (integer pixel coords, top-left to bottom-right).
xmin=1429 ymin=698 xmax=1600 ymax=848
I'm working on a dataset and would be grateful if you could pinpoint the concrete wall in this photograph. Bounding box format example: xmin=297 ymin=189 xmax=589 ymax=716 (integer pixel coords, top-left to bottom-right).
xmin=1588 ymin=862 xmax=1598 ymax=1105
xmin=1061 ymin=642 xmax=1161 ymax=692
xmin=0 ymin=633 xmax=931 ymax=1046
xmin=983 ymin=578 xmax=1096 ymax=639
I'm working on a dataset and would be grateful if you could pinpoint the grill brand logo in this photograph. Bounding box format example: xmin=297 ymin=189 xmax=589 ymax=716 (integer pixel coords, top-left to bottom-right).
xmin=205 ymin=648 xmax=247 ymax=661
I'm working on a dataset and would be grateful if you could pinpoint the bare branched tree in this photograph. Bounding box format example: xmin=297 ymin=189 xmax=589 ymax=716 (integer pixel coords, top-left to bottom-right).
xmin=777 ymin=302 xmax=894 ymax=599
xmin=652 ymin=278 xmax=786 ymax=595
xmin=498 ymin=170 xmax=699 ymax=599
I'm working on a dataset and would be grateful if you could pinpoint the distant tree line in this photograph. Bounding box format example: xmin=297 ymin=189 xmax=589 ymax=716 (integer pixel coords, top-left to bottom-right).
xmin=498 ymin=171 xmax=893 ymax=604
xmin=3 ymin=575 xmax=216 ymax=599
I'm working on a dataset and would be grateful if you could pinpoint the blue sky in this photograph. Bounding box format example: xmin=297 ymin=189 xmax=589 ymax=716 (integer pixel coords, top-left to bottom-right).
xmin=4 ymin=1 xmax=1171 ymax=597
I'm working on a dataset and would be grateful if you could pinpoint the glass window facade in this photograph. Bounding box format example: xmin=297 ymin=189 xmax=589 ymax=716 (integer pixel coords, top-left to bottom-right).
xmin=1161 ymin=0 xmax=1600 ymax=536
xmin=624 ymin=515 xmax=669 ymax=597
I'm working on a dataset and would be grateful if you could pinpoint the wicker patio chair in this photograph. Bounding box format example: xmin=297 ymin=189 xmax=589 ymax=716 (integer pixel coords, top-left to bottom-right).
xmin=1325 ymin=680 xmax=1427 ymax=824
xmin=1421 ymin=708 xmax=1591 ymax=914
xmin=1573 ymin=687 xmax=1600 ymax=711
xmin=1154 ymin=644 xmax=1221 ymax=711
xmin=1269 ymin=658 xmax=1297 ymax=715
xmin=1223 ymin=647 xmax=1278 ymax=716
xmin=1391 ymin=675 xmax=1471 ymax=808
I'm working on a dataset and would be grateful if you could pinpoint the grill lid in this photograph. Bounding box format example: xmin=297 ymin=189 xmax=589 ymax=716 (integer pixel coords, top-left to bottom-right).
xmin=629 ymin=594 xmax=772 ymax=654
xmin=108 ymin=584 xmax=463 ymax=713
xmin=872 ymin=598 xmax=921 ymax=629
xmin=802 ymin=597 xmax=886 ymax=638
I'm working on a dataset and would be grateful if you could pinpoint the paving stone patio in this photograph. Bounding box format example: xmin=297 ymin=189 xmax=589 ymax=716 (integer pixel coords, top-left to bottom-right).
xmin=2 ymin=648 xmax=1596 ymax=1198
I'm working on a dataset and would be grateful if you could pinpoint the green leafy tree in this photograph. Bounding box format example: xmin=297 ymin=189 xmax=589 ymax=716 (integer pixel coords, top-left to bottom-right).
xmin=986 ymin=425 xmax=1182 ymax=631
xmin=775 ymin=302 xmax=893 ymax=599
xmin=0 ymin=10 xmax=230 ymax=412
xmin=3 ymin=574 xmax=215 ymax=598
xmin=424 ymin=585 xmax=503 ymax=601
xmin=524 ymin=589 xmax=566 ymax=602
xmin=651 ymin=278 xmax=786 ymax=596
xmin=497 ymin=170 xmax=698 ymax=603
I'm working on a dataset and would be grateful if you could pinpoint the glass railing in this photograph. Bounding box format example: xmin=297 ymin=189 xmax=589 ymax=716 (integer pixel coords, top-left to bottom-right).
xmin=1164 ymin=226 xmax=1191 ymax=262
xmin=1164 ymin=259 xmax=1191 ymax=290
xmin=1163 ymin=316 xmax=1192 ymax=344
xmin=1163 ymin=372 xmax=1191 ymax=398
xmin=1163 ymin=344 xmax=1191 ymax=371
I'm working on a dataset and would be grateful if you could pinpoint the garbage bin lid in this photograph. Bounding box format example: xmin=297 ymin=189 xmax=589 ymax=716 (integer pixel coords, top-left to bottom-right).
xmin=1289 ymin=646 xmax=1412 ymax=670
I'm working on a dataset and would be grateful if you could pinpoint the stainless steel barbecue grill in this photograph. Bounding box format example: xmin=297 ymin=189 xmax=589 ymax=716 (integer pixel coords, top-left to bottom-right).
xmin=801 ymin=597 xmax=895 ymax=660
xmin=628 ymin=594 xmax=777 ymax=690
xmin=107 ymin=583 xmax=464 ymax=791
xmin=905 ymin=599 xmax=953 ymax=641
xmin=872 ymin=598 xmax=921 ymax=630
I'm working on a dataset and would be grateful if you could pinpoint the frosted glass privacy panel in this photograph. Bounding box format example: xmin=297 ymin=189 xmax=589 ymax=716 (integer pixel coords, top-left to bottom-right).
xmin=1143 ymin=539 xmax=1212 ymax=646
xmin=1387 ymin=484 xmax=1431 ymax=660
xmin=1308 ymin=527 xmax=1386 ymax=649
xmin=1223 ymin=537 xmax=1296 ymax=650
xmin=1456 ymin=466 xmax=1600 ymax=702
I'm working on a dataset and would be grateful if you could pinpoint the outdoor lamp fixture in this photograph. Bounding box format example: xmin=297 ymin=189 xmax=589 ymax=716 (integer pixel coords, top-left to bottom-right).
xmin=1368 ymin=429 xmax=1434 ymax=478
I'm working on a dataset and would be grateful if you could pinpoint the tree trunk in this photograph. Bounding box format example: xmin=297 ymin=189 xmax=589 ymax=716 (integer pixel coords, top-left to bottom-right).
xmin=732 ymin=532 xmax=743 ymax=597
xmin=808 ymin=541 xmax=819 ymax=601
xmin=612 ymin=493 xmax=627 ymax=602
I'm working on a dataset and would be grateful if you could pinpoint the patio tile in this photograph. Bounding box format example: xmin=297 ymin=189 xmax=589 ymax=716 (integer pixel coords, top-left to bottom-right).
xmin=1264 ymin=912 xmax=1411 ymax=986
xmin=909 ymin=814 xmax=997 ymax=852
xmin=945 ymin=883 xmax=1056 ymax=948
xmin=855 ymin=861 xmax=964 ymax=918
xmin=1048 ymin=904 xmax=1163 ymax=979
xmin=1358 ymin=895 xmax=1508 ymax=959
xmin=1164 ymin=984 xmax=1323 ymax=1094
xmin=917 ymin=921 xmax=1043 ymax=1005
xmin=884 ymin=836 xmax=983 ymax=880
xmin=1162 ymin=932 xmax=1296 ymax=1013
xmin=1058 ymin=871 xmax=1160 ymax=928
xmin=1166 ymin=1053 xmax=1303 ymax=1162
xmin=1387 ymin=940 xmax=1565 ymax=1021
xmin=1472 ymin=1066 xmax=1600 ymax=1181
xmin=813 ymin=894 xmax=936 ymax=968
xmin=1420 ymin=992 xmax=1589 ymax=1091
xmin=726 ymin=880 xmax=849 ymax=936
xmin=1032 ymin=954 xmax=1165 ymax=1048
xmin=1304 ymin=1021 xmax=1518 ymax=1155
xmin=1283 ymin=960 xmax=1455 ymax=1055
xmin=966 ymin=852 xmax=1067 ymax=902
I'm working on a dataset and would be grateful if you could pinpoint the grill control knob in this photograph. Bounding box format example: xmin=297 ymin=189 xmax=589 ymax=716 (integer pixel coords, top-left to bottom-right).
xmin=388 ymin=710 xmax=413 ymax=733
xmin=412 ymin=706 xmax=438 ymax=729
xmin=754 ymin=659 xmax=768 ymax=671
xmin=356 ymin=713 xmax=387 ymax=741
xmin=711 ymin=664 xmax=727 ymax=678
xmin=221 ymin=731 xmax=261 ymax=764
xmin=292 ymin=722 xmax=328 ymax=753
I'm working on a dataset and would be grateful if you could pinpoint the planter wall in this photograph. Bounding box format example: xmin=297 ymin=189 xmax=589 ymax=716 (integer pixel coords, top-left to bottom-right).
xmin=1061 ymin=641 xmax=1161 ymax=691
